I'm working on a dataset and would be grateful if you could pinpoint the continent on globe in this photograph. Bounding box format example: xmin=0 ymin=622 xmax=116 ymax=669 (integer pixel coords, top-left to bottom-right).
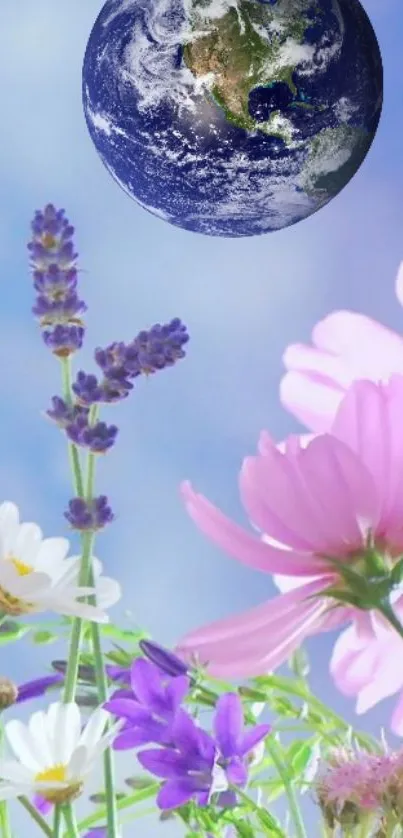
xmin=82 ymin=0 xmax=383 ymax=237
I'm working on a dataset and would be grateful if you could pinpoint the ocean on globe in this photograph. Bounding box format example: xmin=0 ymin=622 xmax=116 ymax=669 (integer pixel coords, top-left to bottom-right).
xmin=82 ymin=0 xmax=383 ymax=237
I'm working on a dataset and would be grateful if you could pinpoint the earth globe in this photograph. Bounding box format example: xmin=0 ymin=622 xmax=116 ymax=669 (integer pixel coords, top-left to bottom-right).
xmin=82 ymin=0 xmax=383 ymax=237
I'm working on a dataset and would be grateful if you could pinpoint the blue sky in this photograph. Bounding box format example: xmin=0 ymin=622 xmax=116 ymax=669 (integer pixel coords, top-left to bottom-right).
xmin=1 ymin=0 xmax=403 ymax=834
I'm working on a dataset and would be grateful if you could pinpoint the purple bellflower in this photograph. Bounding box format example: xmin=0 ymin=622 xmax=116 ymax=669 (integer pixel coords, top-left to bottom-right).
xmin=137 ymin=693 xmax=270 ymax=810
xmin=105 ymin=658 xmax=189 ymax=749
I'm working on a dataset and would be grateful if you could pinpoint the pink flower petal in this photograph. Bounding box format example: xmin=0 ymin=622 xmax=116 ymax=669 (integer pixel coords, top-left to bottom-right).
xmin=240 ymin=435 xmax=377 ymax=555
xmin=176 ymin=579 xmax=333 ymax=678
xmin=281 ymin=310 xmax=403 ymax=432
xmin=331 ymin=376 xmax=403 ymax=537
xmin=390 ymin=690 xmax=403 ymax=736
xmin=180 ymin=481 xmax=321 ymax=577
xmin=395 ymin=261 xmax=403 ymax=308
xmin=280 ymin=370 xmax=343 ymax=433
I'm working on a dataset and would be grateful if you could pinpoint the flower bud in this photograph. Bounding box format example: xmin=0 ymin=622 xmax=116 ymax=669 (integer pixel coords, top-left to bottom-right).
xmin=0 ymin=677 xmax=18 ymax=709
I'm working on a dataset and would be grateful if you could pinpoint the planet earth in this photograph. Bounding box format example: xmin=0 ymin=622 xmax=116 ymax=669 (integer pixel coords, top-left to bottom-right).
xmin=82 ymin=0 xmax=383 ymax=237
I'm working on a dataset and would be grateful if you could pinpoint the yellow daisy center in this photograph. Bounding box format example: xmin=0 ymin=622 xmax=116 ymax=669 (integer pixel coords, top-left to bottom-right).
xmin=34 ymin=763 xmax=83 ymax=805
xmin=9 ymin=556 xmax=33 ymax=576
xmin=35 ymin=764 xmax=67 ymax=784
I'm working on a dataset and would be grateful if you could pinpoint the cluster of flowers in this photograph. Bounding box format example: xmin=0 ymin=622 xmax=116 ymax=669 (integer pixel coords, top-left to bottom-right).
xmin=2 ymin=204 xmax=403 ymax=836
xmin=0 ymin=639 xmax=270 ymax=836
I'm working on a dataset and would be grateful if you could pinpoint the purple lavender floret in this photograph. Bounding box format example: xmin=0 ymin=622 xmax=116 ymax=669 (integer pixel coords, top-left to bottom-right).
xmin=28 ymin=204 xmax=86 ymax=355
xmin=66 ymin=419 xmax=118 ymax=453
xmin=42 ymin=323 xmax=84 ymax=357
xmin=46 ymin=396 xmax=90 ymax=429
xmin=65 ymin=495 xmax=114 ymax=531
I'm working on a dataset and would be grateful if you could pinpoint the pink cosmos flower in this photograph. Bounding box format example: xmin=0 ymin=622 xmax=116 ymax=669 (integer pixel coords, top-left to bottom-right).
xmin=331 ymin=602 xmax=403 ymax=737
xmin=280 ymin=263 xmax=403 ymax=432
xmin=176 ymin=376 xmax=403 ymax=679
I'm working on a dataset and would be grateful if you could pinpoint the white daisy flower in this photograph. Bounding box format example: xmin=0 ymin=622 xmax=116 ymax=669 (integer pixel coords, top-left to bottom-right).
xmin=0 ymin=702 xmax=120 ymax=803
xmin=0 ymin=501 xmax=120 ymax=621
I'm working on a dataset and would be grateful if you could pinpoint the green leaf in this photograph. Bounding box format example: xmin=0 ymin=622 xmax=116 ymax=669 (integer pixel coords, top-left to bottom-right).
xmin=0 ymin=623 xmax=30 ymax=644
xmin=99 ymin=624 xmax=149 ymax=643
xmin=234 ymin=821 xmax=256 ymax=837
xmin=124 ymin=776 xmax=158 ymax=790
xmin=32 ymin=630 xmax=58 ymax=645
xmin=288 ymin=647 xmax=310 ymax=679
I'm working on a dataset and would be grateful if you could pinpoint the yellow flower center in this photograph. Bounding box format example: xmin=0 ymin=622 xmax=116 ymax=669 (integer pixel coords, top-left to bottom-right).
xmin=9 ymin=557 xmax=33 ymax=576
xmin=34 ymin=763 xmax=83 ymax=805
xmin=35 ymin=764 xmax=67 ymax=784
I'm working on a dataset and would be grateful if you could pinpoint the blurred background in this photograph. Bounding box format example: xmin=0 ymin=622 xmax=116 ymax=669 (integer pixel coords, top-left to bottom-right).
xmin=0 ymin=0 xmax=402 ymax=833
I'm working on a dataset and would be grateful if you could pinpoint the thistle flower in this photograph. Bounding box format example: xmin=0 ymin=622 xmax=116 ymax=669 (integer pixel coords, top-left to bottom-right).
xmin=280 ymin=262 xmax=403 ymax=432
xmin=28 ymin=204 xmax=86 ymax=356
xmin=0 ymin=702 xmax=119 ymax=803
xmin=64 ymin=496 xmax=114 ymax=531
xmin=316 ymin=747 xmax=398 ymax=830
xmin=177 ymin=376 xmax=403 ymax=680
xmin=0 ymin=501 xmax=119 ymax=621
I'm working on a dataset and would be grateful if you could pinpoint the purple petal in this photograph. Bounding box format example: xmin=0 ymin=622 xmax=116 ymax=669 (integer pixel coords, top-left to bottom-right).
xmin=17 ymin=674 xmax=63 ymax=703
xmin=131 ymin=659 xmax=165 ymax=708
xmin=110 ymin=688 xmax=134 ymax=700
xmin=34 ymin=795 xmax=52 ymax=815
xmin=113 ymin=723 xmax=165 ymax=750
xmin=137 ymin=748 xmax=191 ymax=779
xmin=238 ymin=724 xmax=271 ymax=757
xmin=225 ymin=757 xmax=248 ymax=786
xmin=104 ymin=698 xmax=150 ymax=723
xmin=165 ymin=675 xmax=189 ymax=710
xmin=106 ymin=664 xmax=131 ymax=685
xmin=170 ymin=708 xmax=203 ymax=755
xmin=217 ymin=789 xmax=238 ymax=808
xmin=213 ymin=693 xmax=244 ymax=757
xmin=157 ymin=779 xmax=198 ymax=809
xmin=139 ymin=640 xmax=189 ymax=677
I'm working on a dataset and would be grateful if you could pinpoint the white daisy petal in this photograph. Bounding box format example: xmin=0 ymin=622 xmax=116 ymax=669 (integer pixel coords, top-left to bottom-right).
xmin=52 ymin=598 xmax=109 ymax=623
xmin=0 ymin=760 xmax=34 ymax=784
xmin=56 ymin=704 xmax=81 ymax=764
xmin=0 ymin=783 xmax=27 ymax=801
xmin=95 ymin=577 xmax=121 ymax=608
xmin=28 ymin=711 xmax=54 ymax=767
xmin=78 ymin=708 xmax=109 ymax=752
xmin=5 ymin=721 xmax=43 ymax=771
xmin=68 ymin=745 xmax=89 ymax=780
xmin=34 ymin=538 xmax=70 ymax=572
xmin=14 ymin=522 xmax=43 ymax=561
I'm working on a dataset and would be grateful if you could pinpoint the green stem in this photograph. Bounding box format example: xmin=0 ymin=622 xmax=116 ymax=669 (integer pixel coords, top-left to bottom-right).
xmin=60 ymin=358 xmax=118 ymax=837
xmin=17 ymin=796 xmax=53 ymax=837
xmin=0 ymin=722 xmax=12 ymax=838
xmin=0 ymin=801 xmax=12 ymax=838
xmin=53 ymin=805 xmax=62 ymax=838
xmin=63 ymin=530 xmax=95 ymax=703
xmin=378 ymin=600 xmax=403 ymax=643
xmin=265 ymin=736 xmax=307 ymax=838
xmin=62 ymin=804 xmax=80 ymax=838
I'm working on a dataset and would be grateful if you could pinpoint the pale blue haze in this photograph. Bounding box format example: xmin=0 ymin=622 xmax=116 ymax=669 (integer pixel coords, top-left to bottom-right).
xmin=0 ymin=0 xmax=402 ymax=834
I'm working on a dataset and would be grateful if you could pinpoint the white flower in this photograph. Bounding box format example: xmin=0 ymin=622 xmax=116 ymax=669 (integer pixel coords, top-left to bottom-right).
xmin=0 ymin=702 xmax=120 ymax=803
xmin=0 ymin=502 xmax=120 ymax=620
